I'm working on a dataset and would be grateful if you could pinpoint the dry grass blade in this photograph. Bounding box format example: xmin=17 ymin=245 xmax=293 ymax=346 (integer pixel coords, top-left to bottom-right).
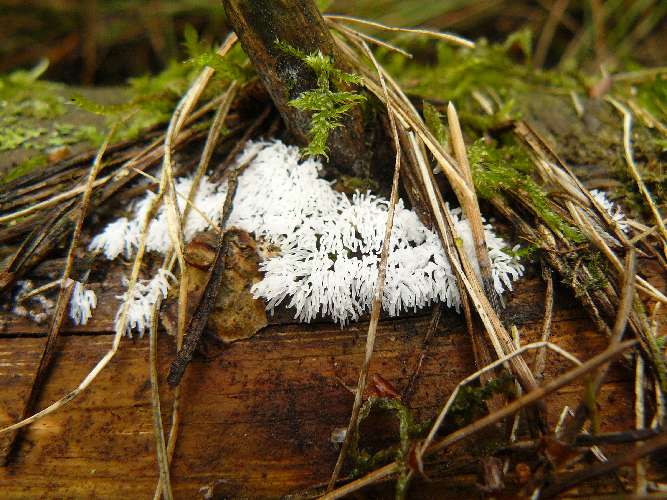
xmin=327 ymin=20 xmax=413 ymax=58
xmin=407 ymin=131 xmax=539 ymax=395
xmin=160 ymin=32 xmax=239 ymax=282
xmin=326 ymin=37 xmax=403 ymax=492
xmin=607 ymin=97 xmax=667 ymax=252
xmin=333 ymin=26 xmax=539 ymax=398
xmin=418 ymin=340 xmax=583 ymax=462
xmin=446 ymin=102 xmax=501 ymax=311
xmin=0 ymin=37 xmax=238 ymax=432
xmin=533 ymin=266 xmax=554 ymax=381
xmin=150 ymin=294 xmax=173 ymax=500
xmin=322 ymin=339 xmax=640 ymax=499
xmin=324 ymin=14 xmax=475 ymax=48
xmin=1 ymin=125 xmax=116 ymax=462
xmin=127 ymin=166 xmax=223 ymax=233
xmin=151 ymin=85 xmax=238 ymax=499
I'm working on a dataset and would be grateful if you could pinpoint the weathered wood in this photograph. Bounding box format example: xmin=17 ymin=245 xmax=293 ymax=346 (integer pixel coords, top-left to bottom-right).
xmin=0 ymin=264 xmax=664 ymax=497
xmin=222 ymin=0 xmax=373 ymax=177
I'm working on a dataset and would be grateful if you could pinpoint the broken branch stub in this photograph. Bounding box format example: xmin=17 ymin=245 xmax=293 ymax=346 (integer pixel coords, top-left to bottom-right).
xmin=222 ymin=0 xmax=372 ymax=176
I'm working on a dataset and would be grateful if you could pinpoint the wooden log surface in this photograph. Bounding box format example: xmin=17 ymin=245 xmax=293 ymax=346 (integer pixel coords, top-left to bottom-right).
xmin=0 ymin=258 xmax=664 ymax=498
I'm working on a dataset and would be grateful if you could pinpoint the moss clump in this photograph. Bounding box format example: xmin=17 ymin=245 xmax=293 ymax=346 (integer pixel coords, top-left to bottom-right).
xmin=1 ymin=154 xmax=48 ymax=184
xmin=0 ymin=60 xmax=107 ymax=182
xmin=468 ymin=138 xmax=584 ymax=243
xmin=183 ymin=24 xmax=251 ymax=83
xmin=422 ymin=101 xmax=448 ymax=146
xmin=0 ymin=60 xmax=103 ymax=147
xmin=379 ymin=31 xmax=582 ymax=133
xmin=73 ymin=25 xmax=252 ymax=142
xmin=276 ymin=40 xmax=366 ymax=159
xmin=448 ymin=371 xmax=515 ymax=428
xmin=335 ymin=175 xmax=379 ymax=193
xmin=348 ymin=396 xmax=428 ymax=500
xmin=562 ymin=249 xmax=609 ymax=297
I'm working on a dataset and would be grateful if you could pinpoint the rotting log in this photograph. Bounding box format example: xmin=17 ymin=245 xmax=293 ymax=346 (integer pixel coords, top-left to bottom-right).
xmin=222 ymin=0 xmax=375 ymax=178
xmin=0 ymin=262 xmax=665 ymax=497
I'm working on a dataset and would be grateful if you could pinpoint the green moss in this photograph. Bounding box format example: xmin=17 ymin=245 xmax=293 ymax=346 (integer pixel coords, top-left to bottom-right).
xmin=422 ymin=101 xmax=448 ymax=146
xmin=71 ymin=25 xmax=251 ymax=142
xmin=468 ymin=138 xmax=585 ymax=243
xmin=379 ymin=33 xmax=582 ymax=133
xmin=349 ymin=396 xmax=424 ymax=500
xmin=337 ymin=175 xmax=379 ymax=193
xmin=1 ymin=154 xmax=48 ymax=184
xmin=448 ymin=371 xmax=515 ymax=428
xmin=276 ymin=40 xmax=366 ymax=159
xmin=635 ymin=75 xmax=667 ymax=122
xmin=561 ymin=249 xmax=609 ymax=297
xmin=183 ymin=24 xmax=251 ymax=83
xmin=0 ymin=61 xmax=105 ymax=157
xmin=0 ymin=125 xmax=47 ymax=152
xmin=0 ymin=59 xmax=66 ymax=122
xmin=0 ymin=60 xmax=65 ymax=153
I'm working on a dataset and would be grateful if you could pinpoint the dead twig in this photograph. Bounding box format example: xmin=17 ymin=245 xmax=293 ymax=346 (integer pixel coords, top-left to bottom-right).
xmin=540 ymin=431 xmax=667 ymax=498
xmin=166 ymin=168 xmax=241 ymax=387
xmin=1 ymin=125 xmax=116 ymax=463
xmin=321 ymin=339 xmax=639 ymax=500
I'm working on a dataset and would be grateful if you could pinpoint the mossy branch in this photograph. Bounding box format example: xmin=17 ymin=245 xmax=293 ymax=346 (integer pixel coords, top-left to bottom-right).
xmin=276 ymin=40 xmax=366 ymax=159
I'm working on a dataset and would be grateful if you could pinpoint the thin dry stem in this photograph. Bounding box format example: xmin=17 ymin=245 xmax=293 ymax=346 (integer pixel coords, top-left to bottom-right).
xmin=447 ymin=101 xmax=500 ymax=310
xmin=327 ymin=21 xmax=413 ymax=58
xmin=322 ymin=339 xmax=639 ymax=500
xmin=534 ymin=266 xmax=554 ymax=380
xmin=418 ymin=340 xmax=583 ymax=462
xmin=607 ymin=97 xmax=667 ymax=247
xmin=161 ymin=32 xmax=239 ymax=282
xmin=408 ymin=131 xmax=539 ymax=395
xmin=0 ymin=175 xmax=111 ymax=224
xmin=326 ymin=37 xmax=403 ymax=492
xmin=324 ymin=14 xmax=475 ymax=48
xmin=150 ymin=295 xmax=173 ymax=500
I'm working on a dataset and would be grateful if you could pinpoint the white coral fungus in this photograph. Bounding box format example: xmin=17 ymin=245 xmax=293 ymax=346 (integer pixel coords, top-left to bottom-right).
xmin=589 ymin=189 xmax=629 ymax=232
xmin=114 ymin=269 xmax=176 ymax=336
xmin=69 ymin=280 xmax=97 ymax=326
xmin=91 ymin=140 xmax=524 ymax=328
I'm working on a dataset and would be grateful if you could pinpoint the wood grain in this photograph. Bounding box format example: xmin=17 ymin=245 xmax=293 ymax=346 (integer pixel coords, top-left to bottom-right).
xmin=0 ymin=262 xmax=664 ymax=497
